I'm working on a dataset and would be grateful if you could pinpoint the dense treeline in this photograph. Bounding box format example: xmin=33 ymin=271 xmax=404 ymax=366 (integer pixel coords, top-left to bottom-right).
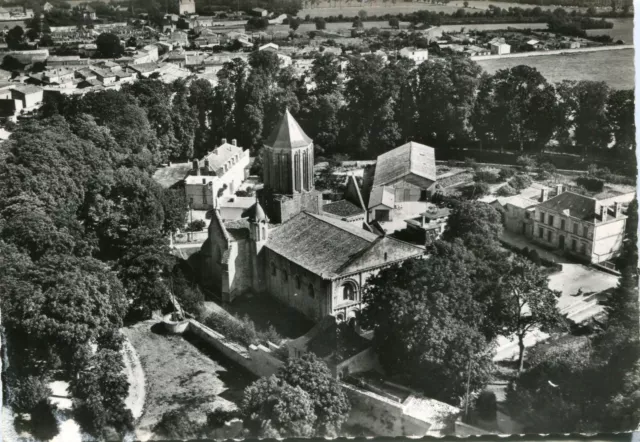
xmin=203 ymin=51 xmax=635 ymax=170
xmin=0 ymin=79 xmax=210 ymax=439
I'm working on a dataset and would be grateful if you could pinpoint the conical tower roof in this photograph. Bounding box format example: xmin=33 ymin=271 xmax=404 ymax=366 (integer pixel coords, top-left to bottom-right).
xmin=264 ymin=109 xmax=313 ymax=149
xmin=254 ymin=201 xmax=268 ymax=222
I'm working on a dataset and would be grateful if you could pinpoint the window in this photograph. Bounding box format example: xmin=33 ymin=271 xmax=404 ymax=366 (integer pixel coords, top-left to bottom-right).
xmin=573 ymin=223 xmax=578 ymax=234
xmin=538 ymin=227 xmax=544 ymax=238
xmin=282 ymin=270 xmax=288 ymax=282
xmin=581 ymin=242 xmax=587 ymax=255
xmin=342 ymin=282 xmax=356 ymax=302
xmin=539 ymin=212 xmax=545 ymax=223
xmin=270 ymin=263 xmax=276 ymax=277
xmin=561 ymin=219 xmax=566 ymax=230
xmin=583 ymin=226 xmax=588 ymax=238
xmin=295 ymin=275 xmax=301 ymax=289
xmin=525 ymin=212 xmax=531 ymax=219
xmin=547 ymin=230 xmax=553 ymax=242
xmin=308 ymin=284 xmax=315 ymax=298
xmin=572 ymin=239 xmax=577 ymax=251
xmin=548 ymin=215 xmax=554 ymax=227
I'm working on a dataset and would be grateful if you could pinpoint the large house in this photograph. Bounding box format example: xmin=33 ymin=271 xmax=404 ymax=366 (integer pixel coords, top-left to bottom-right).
xmin=201 ymin=110 xmax=425 ymax=322
xmin=493 ymin=185 xmax=630 ymax=264
xmin=185 ymin=139 xmax=250 ymax=210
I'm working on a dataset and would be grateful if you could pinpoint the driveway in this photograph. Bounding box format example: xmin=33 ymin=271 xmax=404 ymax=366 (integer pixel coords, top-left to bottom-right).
xmin=493 ymin=235 xmax=618 ymax=362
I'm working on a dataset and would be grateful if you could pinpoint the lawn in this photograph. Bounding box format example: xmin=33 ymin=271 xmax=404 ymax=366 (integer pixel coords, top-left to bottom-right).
xmin=123 ymin=320 xmax=256 ymax=441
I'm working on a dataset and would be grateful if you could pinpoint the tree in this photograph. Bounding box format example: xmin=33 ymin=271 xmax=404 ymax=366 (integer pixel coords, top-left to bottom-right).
xmin=607 ymin=89 xmax=635 ymax=153
xmin=472 ymin=66 xmax=557 ymax=153
xmin=388 ymin=16 xmax=399 ymax=28
xmin=6 ymin=375 xmax=52 ymax=413
xmin=289 ymin=16 xmax=300 ymax=31
xmin=358 ymin=9 xmax=367 ymax=20
xmin=162 ymin=188 xmax=188 ymax=234
xmin=352 ymin=16 xmax=363 ymax=28
xmin=464 ymin=0 xmax=469 ymax=6
xmin=70 ymin=348 xmax=134 ymax=438
xmin=496 ymin=257 xmax=564 ymax=372
xmin=413 ymin=57 xmax=482 ymax=148
xmin=361 ymin=250 xmax=494 ymax=403
xmin=96 ymin=32 xmax=123 ymax=58
xmin=571 ymin=81 xmax=611 ymax=157
xmin=241 ymin=375 xmax=317 ymax=438
xmin=6 ymin=25 xmax=25 ymax=49
xmin=115 ymin=227 xmax=175 ymax=319
xmin=246 ymin=16 xmax=269 ymax=30
xmin=315 ymin=17 xmax=326 ymax=30
xmin=277 ymin=353 xmax=350 ymax=436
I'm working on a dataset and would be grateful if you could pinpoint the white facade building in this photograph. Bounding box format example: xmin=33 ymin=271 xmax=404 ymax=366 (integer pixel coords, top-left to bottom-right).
xmin=399 ymin=47 xmax=428 ymax=64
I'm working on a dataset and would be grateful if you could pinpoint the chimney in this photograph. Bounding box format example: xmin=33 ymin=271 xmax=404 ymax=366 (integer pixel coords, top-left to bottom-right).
xmin=232 ymin=138 xmax=237 ymax=146
xmin=222 ymin=137 xmax=227 ymax=144
xmin=192 ymin=159 xmax=200 ymax=175
xmin=204 ymin=159 xmax=210 ymax=169
xmin=600 ymin=204 xmax=607 ymax=222
xmin=541 ymin=188 xmax=549 ymax=202
xmin=202 ymin=178 xmax=206 ymax=184
xmin=556 ymin=184 xmax=563 ymax=196
xmin=168 ymin=160 xmax=172 ymax=166
xmin=614 ymin=201 xmax=622 ymax=218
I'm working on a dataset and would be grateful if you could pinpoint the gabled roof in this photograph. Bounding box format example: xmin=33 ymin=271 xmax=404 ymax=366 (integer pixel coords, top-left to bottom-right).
xmin=201 ymin=142 xmax=243 ymax=172
xmin=372 ymin=141 xmax=436 ymax=188
xmin=264 ymin=109 xmax=313 ymax=149
xmin=265 ymin=212 xmax=422 ymax=279
xmin=368 ymin=186 xmax=395 ymax=209
xmin=537 ymin=191 xmax=597 ymax=221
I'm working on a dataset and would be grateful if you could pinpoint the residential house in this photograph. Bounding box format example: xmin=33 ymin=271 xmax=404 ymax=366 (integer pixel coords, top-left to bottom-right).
xmin=526 ymin=39 xmax=543 ymax=50
xmin=531 ymin=189 xmax=628 ymax=264
xmin=179 ymin=0 xmax=196 ymax=15
xmin=91 ymin=68 xmax=117 ymax=85
xmin=399 ymin=47 xmax=428 ymax=64
xmin=185 ymin=138 xmax=250 ymax=210
xmin=251 ymin=7 xmax=268 ymax=16
xmin=11 ymin=85 xmax=43 ymax=109
xmin=490 ymin=42 xmax=511 ymax=55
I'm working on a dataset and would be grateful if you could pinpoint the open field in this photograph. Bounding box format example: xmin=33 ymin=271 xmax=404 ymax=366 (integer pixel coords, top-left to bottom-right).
xmin=124 ymin=320 xmax=256 ymax=441
xmin=298 ymin=0 xmax=592 ymax=17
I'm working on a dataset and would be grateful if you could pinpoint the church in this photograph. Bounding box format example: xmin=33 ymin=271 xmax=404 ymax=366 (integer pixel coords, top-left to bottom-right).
xmin=202 ymin=110 xmax=425 ymax=323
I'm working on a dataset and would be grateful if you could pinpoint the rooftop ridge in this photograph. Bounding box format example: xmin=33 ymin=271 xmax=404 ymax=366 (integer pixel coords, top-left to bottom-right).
xmin=304 ymin=211 xmax=379 ymax=243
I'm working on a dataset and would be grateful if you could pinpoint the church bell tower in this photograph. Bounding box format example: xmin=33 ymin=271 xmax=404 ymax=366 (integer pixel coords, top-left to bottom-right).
xmin=262 ymin=108 xmax=315 ymax=195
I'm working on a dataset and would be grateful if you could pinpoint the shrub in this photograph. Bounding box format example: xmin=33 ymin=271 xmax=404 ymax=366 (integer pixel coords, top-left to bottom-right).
xmin=498 ymin=167 xmax=516 ymax=181
xmin=496 ymin=184 xmax=516 ymax=196
xmin=475 ymin=391 xmax=497 ymax=421
xmin=516 ymin=155 xmax=537 ymax=172
xmin=509 ymin=174 xmax=532 ymax=192
xmin=8 ymin=376 xmax=51 ymax=413
xmin=202 ymin=312 xmax=282 ymax=347
xmin=207 ymin=408 xmax=241 ymax=429
xmin=186 ymin=219 xmax=206 ymax=232
xmin=464 ymin=182 xmax=490 ymax=198
xmin=528 ymin=249 xmax=542 ymax=266
xmin=464 ymin=157 xmax=479 ymax=170
xmin=576 ymin=176 xmax=604 ymax=192
xmin=175 ymin=284 xmax=204 ymax=315
xmin=474 ymin=170 xmax=500 ymax=184
xmin=155 ymin=409 xmax=198 ymax=440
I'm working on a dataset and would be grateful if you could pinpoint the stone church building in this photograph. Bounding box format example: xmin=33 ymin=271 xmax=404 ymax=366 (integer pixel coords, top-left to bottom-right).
xmin=202 ymin=110 xmax=425 ymax=322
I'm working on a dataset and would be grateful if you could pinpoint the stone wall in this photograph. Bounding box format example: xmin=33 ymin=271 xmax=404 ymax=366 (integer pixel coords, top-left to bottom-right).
xmin=186 ymin=320 xmax=283 ymax=378
xmin=264 ymin=248 xmax=331 ymax=321
xmin=228 ymin=238 xmax=253 ymax=301
xmin=336 ymin=347 xmax=383 ymax=379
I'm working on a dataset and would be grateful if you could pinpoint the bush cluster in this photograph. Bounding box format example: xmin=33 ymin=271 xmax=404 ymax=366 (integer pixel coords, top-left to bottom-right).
xmin=496 ymin=184 xmax=517 ymax=197
xmin=509 ymin=174 xmax=533 ymax=192
xmin=185 ymin=219 xmax=206 ymax=232
xmin=498 ymin=167 xmax=517 ymax=181
xmin=576 ymin=176 xmax=605 ymax=192
xmin=474 ymin=170 xmax=500 ymax=184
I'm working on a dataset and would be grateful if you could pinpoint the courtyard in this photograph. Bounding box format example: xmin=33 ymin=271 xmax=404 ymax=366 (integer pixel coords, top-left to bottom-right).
xmin=124 ymin=320 xmax=256 ymax=441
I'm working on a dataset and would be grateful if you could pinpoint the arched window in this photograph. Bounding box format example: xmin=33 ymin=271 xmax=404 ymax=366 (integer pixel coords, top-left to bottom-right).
xmin=308 ymin=284 xmax=315 ymax=298
xmin=282 ymin=270 xmax=288 ymax=282
xmin=342 ymin=282 xmax=356 ymax=302
xmin=295 ymin=275 xmax=301 ymax=289
xmin=270 ymin=262 xmax=276 ymax=277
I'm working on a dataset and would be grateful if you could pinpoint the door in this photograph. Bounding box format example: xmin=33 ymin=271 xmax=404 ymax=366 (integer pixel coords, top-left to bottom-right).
xmin=559 ymin=235 xmax=565 ymax=249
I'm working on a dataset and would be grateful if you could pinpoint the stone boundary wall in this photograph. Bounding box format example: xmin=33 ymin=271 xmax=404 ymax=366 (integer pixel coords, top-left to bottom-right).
xmin=173 ymin=230 xmax=208 ymax=244
xmin=185 ymin=319 xmax=284 ymax=378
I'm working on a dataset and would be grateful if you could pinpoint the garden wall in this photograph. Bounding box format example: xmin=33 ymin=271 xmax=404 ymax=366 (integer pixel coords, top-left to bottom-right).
xmin=337 ymin=347 xmax=383 ymax=378
xmin=185 ymin=320 xmax=283 ymax=378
